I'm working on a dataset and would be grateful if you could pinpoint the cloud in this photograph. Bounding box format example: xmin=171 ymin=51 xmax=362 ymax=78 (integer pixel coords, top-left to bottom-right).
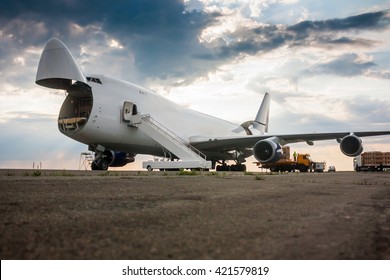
xmin=0 ymin=0 xmax=218 ymax=82
xmin=318 ymin=36 xmax=377 ymax=48
xmin=346 ymin=95 xmax=390 ymax=124
xmin=267 ymin=93 xmax=390 ymax=136
xmin=0 ymin=112 xmax=70 ymax=159
xmin=187 ymin=10 xmax=390 ymax=86
xmin=288 ymin=10 xmax=390 ymax=34
xmin=307 ymin=53 xmax=377 ymax=77
xmin=2 ymin=1 xmax=389 ymax=84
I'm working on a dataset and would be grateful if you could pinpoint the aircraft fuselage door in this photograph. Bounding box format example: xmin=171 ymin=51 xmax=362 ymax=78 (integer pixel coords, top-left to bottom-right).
xmin=123 ymin=102 xmax=138 ymax=121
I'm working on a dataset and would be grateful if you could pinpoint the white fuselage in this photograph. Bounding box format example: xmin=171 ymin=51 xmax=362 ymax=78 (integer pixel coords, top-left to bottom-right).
xmin=65 ymin=75 xmax=246 ymax=158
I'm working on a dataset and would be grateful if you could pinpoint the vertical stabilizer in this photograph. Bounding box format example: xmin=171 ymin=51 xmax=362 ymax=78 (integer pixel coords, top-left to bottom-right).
xmin=36 ymin=38 xmax=87 ymax=89
xmin=253 ymin=92 xmax=270 ymax=133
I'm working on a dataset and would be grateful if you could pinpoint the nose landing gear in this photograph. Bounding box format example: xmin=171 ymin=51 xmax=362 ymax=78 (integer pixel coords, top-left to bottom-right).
xmin=90 ymin=147 xmax=109 ymax=171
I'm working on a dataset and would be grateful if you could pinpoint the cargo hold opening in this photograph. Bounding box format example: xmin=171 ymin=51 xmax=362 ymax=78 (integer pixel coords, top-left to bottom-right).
xmin=58 ymin=82 xmax=93 ymax=133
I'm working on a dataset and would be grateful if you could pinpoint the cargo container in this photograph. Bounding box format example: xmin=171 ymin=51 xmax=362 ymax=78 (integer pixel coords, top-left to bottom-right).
xmin=353 ymin=151 xmax=390 ymax=171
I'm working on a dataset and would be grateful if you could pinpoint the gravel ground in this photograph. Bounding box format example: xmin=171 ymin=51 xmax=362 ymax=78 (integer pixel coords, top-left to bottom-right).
xmin=0 ymin=170 xmax=389 ymax=260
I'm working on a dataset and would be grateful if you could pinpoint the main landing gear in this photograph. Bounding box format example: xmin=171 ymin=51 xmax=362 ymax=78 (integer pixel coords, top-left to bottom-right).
xmin=216 ymin=162 xmax=247 ymax=172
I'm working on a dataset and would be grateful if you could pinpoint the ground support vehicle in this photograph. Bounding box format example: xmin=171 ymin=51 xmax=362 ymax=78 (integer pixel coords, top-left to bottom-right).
xmin=256 ymin=146 xmax=313 ymax=172
xmin=143 ymin=158 xmax=211 ymax=171
xmin=312 ymin=161 xmax=326 ymax=172
xmin=354 ymin=151 xmax=390 ymax=171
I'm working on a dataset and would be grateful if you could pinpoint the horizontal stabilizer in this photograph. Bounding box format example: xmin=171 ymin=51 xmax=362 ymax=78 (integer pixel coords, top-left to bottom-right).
xmin=36 ymin=38 xmax=86 ymax=89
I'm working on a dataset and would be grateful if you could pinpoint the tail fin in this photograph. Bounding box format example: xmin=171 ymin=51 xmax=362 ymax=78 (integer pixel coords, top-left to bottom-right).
xmin=253 ymin=92 xmax=270 ymax=133
xmin=36 ymin=38 xmax=86 ymax=90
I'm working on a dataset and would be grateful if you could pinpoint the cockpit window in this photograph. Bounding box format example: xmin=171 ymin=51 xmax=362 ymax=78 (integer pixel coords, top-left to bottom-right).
xmin=87 ymin=77 xmax=102 ymax=84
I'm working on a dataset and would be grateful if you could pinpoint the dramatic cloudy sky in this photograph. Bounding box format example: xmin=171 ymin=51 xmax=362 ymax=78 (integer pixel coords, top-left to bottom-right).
xmin=1 ymin=0 xmax=390 ymax=171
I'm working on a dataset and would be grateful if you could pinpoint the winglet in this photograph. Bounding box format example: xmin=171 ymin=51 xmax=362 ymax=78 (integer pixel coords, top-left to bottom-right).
xmin=253 ymin=92 xmax=270 ymax=133
xmin=36 ymin=38 xmax=87 ymax=89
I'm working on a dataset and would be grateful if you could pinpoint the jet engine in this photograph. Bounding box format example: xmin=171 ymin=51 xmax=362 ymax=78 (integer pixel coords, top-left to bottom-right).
xmin=92 ymin=150 xmax=135 ymax=170
xmin=253 ymin=139 xmax=283 ymax=163
xmin=103 ymin=150 xmax=135 ymax=167
xmin=339 ymin=134 xmax=363 ymax=157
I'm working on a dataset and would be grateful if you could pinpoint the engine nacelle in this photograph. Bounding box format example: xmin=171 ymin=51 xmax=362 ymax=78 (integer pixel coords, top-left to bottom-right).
xmin=253 ymin=139 xmax=283 ymax=163
xmin=339 ymin=135 xmax=363 ymax=157
xmin=103 ymin=150 xmax=135 ymax=167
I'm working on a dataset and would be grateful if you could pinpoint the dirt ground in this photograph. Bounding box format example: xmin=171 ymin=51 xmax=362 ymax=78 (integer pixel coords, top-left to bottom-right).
xmin=0 ymin=169 xmax=389 ymax=260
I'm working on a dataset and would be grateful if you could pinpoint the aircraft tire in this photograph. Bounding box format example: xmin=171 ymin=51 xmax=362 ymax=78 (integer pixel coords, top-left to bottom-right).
xmin=100 ymin=160 xmax=109 ymax=171
xmin=91 ymin=161 xmax=98 ymax=170
xmin=216 ymin=165 xmax=229 ymax=171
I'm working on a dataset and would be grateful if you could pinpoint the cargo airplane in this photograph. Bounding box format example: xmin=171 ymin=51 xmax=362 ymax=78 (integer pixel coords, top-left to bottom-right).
xmin=36 ymin=38 xmax=390 ymax=171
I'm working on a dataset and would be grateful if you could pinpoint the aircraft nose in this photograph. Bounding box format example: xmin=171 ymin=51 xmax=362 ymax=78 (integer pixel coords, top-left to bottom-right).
xmin=44 ymin=38 xmax=67 ymax=50
xmin=36 ymin=38 xmax=87 ymax=89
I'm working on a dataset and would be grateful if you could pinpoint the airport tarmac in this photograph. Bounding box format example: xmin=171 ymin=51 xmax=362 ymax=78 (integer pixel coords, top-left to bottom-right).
xmin=0 ymin=169 xmax=389 ymax=259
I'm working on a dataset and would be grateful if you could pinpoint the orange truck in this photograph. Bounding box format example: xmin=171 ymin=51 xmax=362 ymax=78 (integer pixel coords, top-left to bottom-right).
xmin=255 ymin=146 xmax=314 ymax=172
xmin=354 ymin=151 xmax=390 ymax=171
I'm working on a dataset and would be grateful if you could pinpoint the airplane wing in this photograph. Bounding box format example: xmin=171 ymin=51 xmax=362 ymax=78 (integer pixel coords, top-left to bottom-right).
xmin=190 ymin=131 xmax=390 ymax=151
